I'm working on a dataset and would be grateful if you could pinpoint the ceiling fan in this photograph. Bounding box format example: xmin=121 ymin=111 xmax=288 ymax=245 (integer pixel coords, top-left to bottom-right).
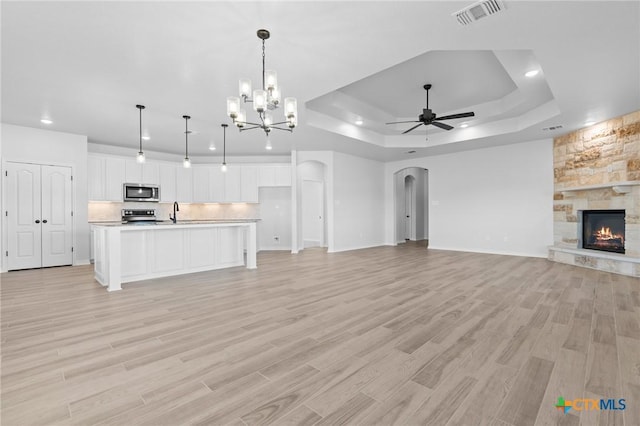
xmin=386 ymin=84 xmax=475 ymax=134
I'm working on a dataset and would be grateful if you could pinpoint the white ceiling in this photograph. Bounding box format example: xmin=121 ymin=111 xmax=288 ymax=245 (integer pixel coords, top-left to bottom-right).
xmin=2 ymin=1 xmax=639 ymax=162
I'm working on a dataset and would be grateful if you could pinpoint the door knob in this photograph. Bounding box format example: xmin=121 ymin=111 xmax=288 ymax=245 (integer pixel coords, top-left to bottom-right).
xmin=42 ymin=220 xmax=48 ymax=224
xmin=35 ymin=220 xmax=40 ymax=224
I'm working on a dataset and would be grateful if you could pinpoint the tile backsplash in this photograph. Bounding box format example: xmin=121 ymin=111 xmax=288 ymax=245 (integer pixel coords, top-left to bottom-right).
xmin=89 ymin=202 xmax=260 ymax=222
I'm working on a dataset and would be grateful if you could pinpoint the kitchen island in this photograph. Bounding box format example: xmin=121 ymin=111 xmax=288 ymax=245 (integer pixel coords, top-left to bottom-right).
xmin=92 ymin=221 xmax=257 ymax=291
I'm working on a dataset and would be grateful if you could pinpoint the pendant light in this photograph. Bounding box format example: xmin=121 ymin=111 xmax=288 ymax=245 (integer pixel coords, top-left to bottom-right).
xmin=221 ymin=123 xmax=228 ymax=172
xmin=136 ymin=104 xmax=146 ymax=163
xmin=183 ymin=115 xmax=191 ymax=168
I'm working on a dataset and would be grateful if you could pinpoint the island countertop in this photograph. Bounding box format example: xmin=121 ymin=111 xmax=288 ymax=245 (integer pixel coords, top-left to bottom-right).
xmin=90 ymin=219 xmax=260 ymax=227
xmin=93 ymin=220 xmax=257 ymax=291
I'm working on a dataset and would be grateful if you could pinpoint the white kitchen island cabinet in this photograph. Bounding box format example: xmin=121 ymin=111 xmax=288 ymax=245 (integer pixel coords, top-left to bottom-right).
xmin=93 ymin=221 xmax=257 ymax=291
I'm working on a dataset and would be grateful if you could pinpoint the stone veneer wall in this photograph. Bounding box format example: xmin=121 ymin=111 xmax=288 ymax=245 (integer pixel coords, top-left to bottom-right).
xmin=550 ymin=110 xmax=640 ymax=277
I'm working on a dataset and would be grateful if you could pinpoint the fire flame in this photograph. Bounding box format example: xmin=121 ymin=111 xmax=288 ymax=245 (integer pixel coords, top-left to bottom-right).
xmin=595 ymin=226 xmax=624 ymax=243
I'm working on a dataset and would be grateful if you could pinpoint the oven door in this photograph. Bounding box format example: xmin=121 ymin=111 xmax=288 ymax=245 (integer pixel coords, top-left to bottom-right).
xmin=123 ymin=184 xmax=160 ymax=202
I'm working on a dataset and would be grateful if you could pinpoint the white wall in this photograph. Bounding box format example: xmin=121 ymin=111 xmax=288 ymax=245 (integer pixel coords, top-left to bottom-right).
xmin=385 ymin=139 xmax=554 ymax=257
xmin=332 ymin=151 xmax=385 ymax=252
xmin=1 ymin=124 xmax=89 ymax=270
xmin=258 ymin=187 xmax=292 ymax=251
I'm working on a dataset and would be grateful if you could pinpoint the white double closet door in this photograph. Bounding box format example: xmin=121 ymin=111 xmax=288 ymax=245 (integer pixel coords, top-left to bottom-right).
xmin=6 ymin=162 xmax=73 ymax=270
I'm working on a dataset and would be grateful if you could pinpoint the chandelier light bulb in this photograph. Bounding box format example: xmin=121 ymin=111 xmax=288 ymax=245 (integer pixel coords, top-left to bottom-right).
xmin=221 ymin=162 xmax=227 ymax=172
xmin=239 ymin=79 xmax=252 ymax=98
xmin=284 ymin=97 xmax=297 ymax=117
xmin=183 ymin=158 xmax=191 ymax=168
xmin=265 ymin=137 xmax=273 ymax=150
xmin=265 ymin=70 xmax=278 ymax=90
xmin=227 ymin=97 xmax=240 ymax=118
xmin=253 ymin=89 xmax=267 ymax=112
xmin=136 ymin=151 xmax=146 ymax=164
xmin=264 ymin=112 xmax=273 ymax=128
xmin=236 ymin=109 xmax=246 ymax=128
xmin=270 ymin=86 xmax=281 ymax=105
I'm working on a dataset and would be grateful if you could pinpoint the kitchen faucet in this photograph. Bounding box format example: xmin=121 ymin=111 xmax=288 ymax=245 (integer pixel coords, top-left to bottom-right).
xmin=170 ymin=201 xmax=179 ymax=223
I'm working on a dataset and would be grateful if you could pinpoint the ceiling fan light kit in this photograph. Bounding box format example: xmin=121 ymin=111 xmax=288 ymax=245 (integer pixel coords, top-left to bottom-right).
xmin=386 ymin=83 xmax=475 ymax=135
xmin=227 ymin=29 xmax=298 ymax=145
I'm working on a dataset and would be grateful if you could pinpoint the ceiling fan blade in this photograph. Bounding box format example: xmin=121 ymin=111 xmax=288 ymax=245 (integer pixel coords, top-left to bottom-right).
xmin=402 ymin=123 xmax=424 ymax=134
xmin=386 ymin=120 xmax=420 ymax=125
xmin=434 ymin=111 xmax=475 ymax=121
xmin=430 ymin=121 xmax=454 ymax=131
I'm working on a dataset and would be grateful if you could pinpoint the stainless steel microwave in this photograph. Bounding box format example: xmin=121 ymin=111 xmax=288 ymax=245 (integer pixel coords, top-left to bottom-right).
xmin=123 ymin=183 xmax=160 ymax=202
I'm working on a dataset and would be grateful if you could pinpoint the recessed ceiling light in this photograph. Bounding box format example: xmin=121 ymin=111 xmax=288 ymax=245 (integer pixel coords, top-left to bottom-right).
xmin=460 ymin=123 xmax=469 ymax=128
xmin=355 ymin=119 xmax=363 ymax=126
xmin=40 ymin=118 xmax=53 ymax=124
xmin=141 ymin=136 xmax=150 ymax=141
xmin=585 ymin=121 xmax=596 ymax=126
xmin=525 ymin=69 xmax=539 ymax=78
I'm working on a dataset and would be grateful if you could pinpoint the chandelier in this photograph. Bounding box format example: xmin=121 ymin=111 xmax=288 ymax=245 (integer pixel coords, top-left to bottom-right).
xmin=226 ymin=29 xmax=298 ymax=147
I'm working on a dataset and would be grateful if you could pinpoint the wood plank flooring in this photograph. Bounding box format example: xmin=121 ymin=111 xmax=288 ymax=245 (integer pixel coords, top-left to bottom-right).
xmin=1 ymin=244 xmax=639 ymax=425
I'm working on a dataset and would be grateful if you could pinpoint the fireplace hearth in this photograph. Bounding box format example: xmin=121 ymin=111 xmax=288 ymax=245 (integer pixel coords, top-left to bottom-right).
xmin=581 ymin=210 xmax=625 ymax=254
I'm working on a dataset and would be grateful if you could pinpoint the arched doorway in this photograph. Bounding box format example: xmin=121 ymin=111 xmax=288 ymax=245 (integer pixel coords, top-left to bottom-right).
xmin=394 ymin=167 xmax=428 ymax=245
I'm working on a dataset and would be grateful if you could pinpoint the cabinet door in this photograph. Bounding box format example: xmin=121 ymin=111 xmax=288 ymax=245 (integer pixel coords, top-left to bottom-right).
xmin=224 ymin=167 xmax=242 ymax=202
xmin=125 ymin=160 xmax=142 ymax=183
xmin=192 ymin=167 xmax=211 ymax=202
xmin=159 ymin=164 xmax=177 ymax=202
xmin=87 ymin=156 xmax=105 ymax=201
xmin=142 ymin=162 xmax=160 ymax=185
xmin=176 ymin=167 xmax=193 ymax=203
xmin=241 ymin=166 xmax=258 ymax=202
xmin=275 ymin=165 xmax=292 ymax=186
xmin=104 ymin=157 xmax=126 ymax=201
xmin=258 ymin=165 xmax=276 ymax=187
xmin=210 ymin=167 xmax=225 ymax=202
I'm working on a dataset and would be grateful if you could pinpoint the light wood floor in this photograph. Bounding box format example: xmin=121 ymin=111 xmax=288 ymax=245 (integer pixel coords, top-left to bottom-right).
xmin=1 ymin=245 xmax=639 ymax=426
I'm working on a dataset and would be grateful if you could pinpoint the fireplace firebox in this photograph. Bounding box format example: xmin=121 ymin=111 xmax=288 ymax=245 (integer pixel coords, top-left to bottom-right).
xmin=581 ymin=210 xmax=625 ymax=254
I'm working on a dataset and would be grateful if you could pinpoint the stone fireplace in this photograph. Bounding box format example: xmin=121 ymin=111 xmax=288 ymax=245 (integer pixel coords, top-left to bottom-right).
xmin=548 ymin=110 xmax=640 ymax=277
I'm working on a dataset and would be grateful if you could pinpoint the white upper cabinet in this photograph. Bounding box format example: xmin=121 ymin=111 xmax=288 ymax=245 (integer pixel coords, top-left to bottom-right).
xmin=192 ymin=167 xmax=211 ymax=203
xmin=224 ymin=167 xmax=242 ymax=202
xmin=87 ymin=155 xmax=105 ymax=201
xmin=88 ymin=153 xmax=285 ymax=203
xmin=159 ymin=164 xmax=176 ymax=202
xmin=124 ymin=160 xmax=142 ymax=183
xmin=142 ymin=162 xmax=159 ymax=185
xmin=104 ymin=157 xmax=125 ymax=201
xmin=241 ymin=166 xmax=258 ymax=203
xmin=176 ymin=167 xmax=193 ymax=203
xmin=258 ymin=164 xmax=291 ymax=187
xmin=209 ymin=167 xmax=225 ymax=202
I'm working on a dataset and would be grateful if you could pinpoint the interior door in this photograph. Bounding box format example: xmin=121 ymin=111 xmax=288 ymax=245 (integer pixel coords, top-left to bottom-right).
xmin=404 ymin=176 xmax=413 ymax=240
xmin=6 ymin=162 xmax=42 ymax=270
xmin=41 ymin=165 xmax=73 ymax=267
xmin=302 ymin=180 xmax=323 ymax=248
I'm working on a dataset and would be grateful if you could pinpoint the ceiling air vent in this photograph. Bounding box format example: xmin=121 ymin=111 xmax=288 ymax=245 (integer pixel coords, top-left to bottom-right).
xmin=453 ymin=0 xmax=506 ymax=26
xmin=543 ymin=125 xmax=564 ymax=131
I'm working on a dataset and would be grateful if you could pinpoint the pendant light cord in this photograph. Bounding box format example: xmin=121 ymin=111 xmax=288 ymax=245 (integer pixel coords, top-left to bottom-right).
xmin=183 ymin=115 xmax=190 ymax=159
xmin=262 ymin=38 xmax=266 ymax=91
